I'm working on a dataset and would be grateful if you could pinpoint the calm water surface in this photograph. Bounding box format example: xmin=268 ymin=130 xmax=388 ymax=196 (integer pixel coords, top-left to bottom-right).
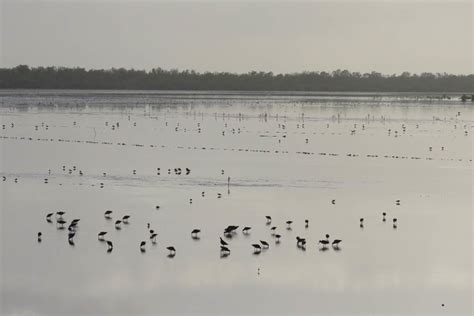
xmin=0 ymin=91 xmax=472 ymax=315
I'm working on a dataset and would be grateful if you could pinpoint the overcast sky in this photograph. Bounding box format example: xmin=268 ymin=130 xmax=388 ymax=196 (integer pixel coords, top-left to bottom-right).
xmin=1 ymin=0 xmax=472 ymax=74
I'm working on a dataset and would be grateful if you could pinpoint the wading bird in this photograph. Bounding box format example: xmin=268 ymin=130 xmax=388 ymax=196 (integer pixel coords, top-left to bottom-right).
xmin=46 ymin=213 xmax=54 ymax=223
xmin=220 ymin=237 xmax=228 ymax=246
xmin=106 ymin=241 xmax=113 ymax=250
xmin=167 ymin=246 xmax=176 ymax=256
xmin=98 ymin=231 xmax=107 ymax=240
xmin=191 ymin=229 xmax=201 ymax=238
xmin=252 ymin=244 xmax=262 ymax=253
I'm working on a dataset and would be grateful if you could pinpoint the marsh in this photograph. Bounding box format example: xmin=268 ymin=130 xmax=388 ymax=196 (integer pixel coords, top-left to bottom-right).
xmin=0 ymin=90 xmax=472 ymax=315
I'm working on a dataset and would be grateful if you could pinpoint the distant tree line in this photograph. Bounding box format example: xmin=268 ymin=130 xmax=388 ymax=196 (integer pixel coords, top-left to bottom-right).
xmin=0 ymin=65 xmax=473 ymax=93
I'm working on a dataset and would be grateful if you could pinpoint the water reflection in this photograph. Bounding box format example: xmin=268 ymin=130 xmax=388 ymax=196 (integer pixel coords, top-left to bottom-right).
xmin=0 ymin=91 xmax=472 ymax=315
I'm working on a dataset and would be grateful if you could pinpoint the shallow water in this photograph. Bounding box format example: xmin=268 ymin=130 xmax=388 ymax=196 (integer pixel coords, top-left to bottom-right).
xmin=0 ymin=91 xmax=472 ymax=315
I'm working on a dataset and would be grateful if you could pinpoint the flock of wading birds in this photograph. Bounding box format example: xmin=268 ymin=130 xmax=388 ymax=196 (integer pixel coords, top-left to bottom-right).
xmin=37 ymin=200 xmax=400 ymax=257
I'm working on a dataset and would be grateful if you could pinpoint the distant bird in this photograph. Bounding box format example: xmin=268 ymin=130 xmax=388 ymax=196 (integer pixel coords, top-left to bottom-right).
xmin=325 ymin=234 xmax=330 ymax=240
xmin=332 ymin=239 xmax=342 ymax=247
xmin=275 ymin=234 xmax=281 ymax=243
xmin=319 ymin=240 xmax=330 ymax=247
xmin=220 ymin=246 xmax=230 ymax=254
xmin=296 ymin=236 xmax=306 ymax=247
xmin=115 ymin=220 xmax=122 ymax=229
xmin=305 ymin=219 xmax=309 ymax=228
xmin=106 ymin=240 xmax=113 ymax=250
xmin=299 ymin=239 xmax=306 ymax=249
xmin=382 ymin=212 xmax=387 ymax=221
xmin=149 ymin=229 xmax=155 ymax=235
xmin=98 ymin=231 xmax=107 ymax=240
xmin=270 ymin=226 xmax=277 ymax=235
xmin=360 ymin=218 xmax=364 ymax=227
xmin=56 ymin=211 xmax=65 ymax=218
xmin=224 ymin=225 xmax=238 ymax=234
xmin=220 ymin=237 xmax=228 ymax=246
xmin=260 ymin=240 xmax=269 ymax=249
xmin=191 ymin=229 xmax=201 ymax=238
xmin=37 ymin=232 xmax=42 ymax=242
xmin=252 ymin=244 xmax=262 ymax=252
xmin=140 ymin=241 xmax=146 ymax=251
xmin=242 ymin=226 xmax=251 ymax=234
xmin=122 ymin=215 xmax=130 ymax=223
xmin=150 ymin=233 xmax=158 ymax=243
xmin=393 ymin=218 xmax=398 ymax=224
xmin=265 ymin=216 xmax=272 ymax=224
xmin=331 ymin=199 xmax=336 ymax=205
xmin=68 ymin=232 xmax=75 ymax=240
xmin=46 ymin=213 xmax=54 ymax=222
xmin=155 ymin=206 xmax=160 ymax=210
xmin=166 ymin=246 xmax=176 ymax=255
xmin=286 ymin=221 xmax=293 ymax=229
xmin=104 ymin=210 xmax=113 ymax=218
xmin=56 ymin=219 xmax=67 ymax=228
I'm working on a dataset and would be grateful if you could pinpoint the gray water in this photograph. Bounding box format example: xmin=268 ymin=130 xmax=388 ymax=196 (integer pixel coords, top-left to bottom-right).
xmin=0 ymin=90 xmax=472 ymax=315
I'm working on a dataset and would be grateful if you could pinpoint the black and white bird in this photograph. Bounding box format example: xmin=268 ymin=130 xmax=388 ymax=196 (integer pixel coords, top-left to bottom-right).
xmin=166 ymin=246 xmax=176 ymax=256
xmin=242 ymin=227 xmax=251 ymax=234
xmin=191 ymin=229 xmax=201 ymax=238
xmin=220 ymin=246 xmax=230 ymax=254
xmin=265 ymin=216 xmax=272 ymax=224
xmin=275 ymin=234 xmax=281 ymax=243
xmin=318 ymin=240 xmax=330 ymax=247
xmin=270 ymin=226 xmax=277 ymax=236
xmin=56 ymin=219 xmax=67 ymax=229
xmin=220 ymin=237 xmax=228 ymax=246
xmin=252 ymin=244 xmax=262 ymax=253
xmin=46 ymin=213 xmax=54 ymax=223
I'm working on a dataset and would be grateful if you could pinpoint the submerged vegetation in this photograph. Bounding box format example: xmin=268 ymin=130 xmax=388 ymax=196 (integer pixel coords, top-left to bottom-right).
xmin=0 ymin=65 xmax=473 ymax=93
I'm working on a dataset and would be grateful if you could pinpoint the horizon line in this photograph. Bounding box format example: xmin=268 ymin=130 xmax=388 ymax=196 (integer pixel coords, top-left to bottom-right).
xmin=3 ymin=64 xmax=473 ymax=77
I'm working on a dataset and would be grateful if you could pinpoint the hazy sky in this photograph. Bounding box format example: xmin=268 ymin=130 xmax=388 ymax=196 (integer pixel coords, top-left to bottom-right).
xmin=1 ymin=0 xmax=472 ymax=74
